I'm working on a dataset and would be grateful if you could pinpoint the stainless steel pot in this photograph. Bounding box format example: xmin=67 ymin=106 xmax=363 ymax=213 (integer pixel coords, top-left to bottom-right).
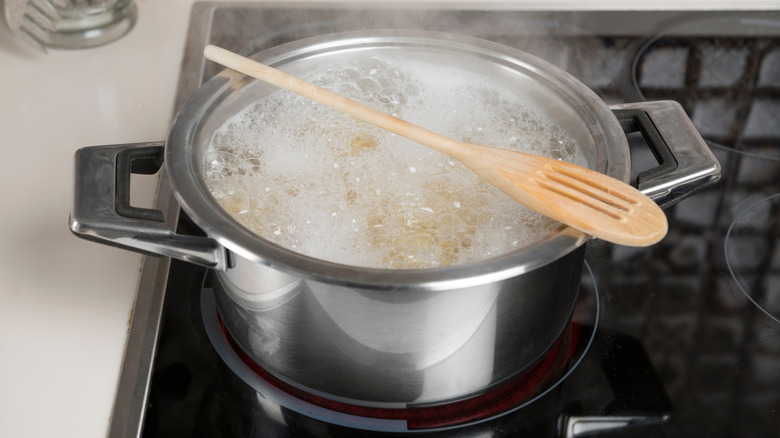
xmin=70 ymin=31 xmax=720 ymax=407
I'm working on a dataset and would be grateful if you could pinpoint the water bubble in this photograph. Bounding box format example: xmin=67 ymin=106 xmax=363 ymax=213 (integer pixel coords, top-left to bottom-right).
xmin=359 ymin=56 xmax=386 ymax=75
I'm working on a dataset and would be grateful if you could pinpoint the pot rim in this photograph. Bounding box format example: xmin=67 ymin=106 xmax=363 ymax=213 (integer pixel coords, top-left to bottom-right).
xmin=166 ymin=29 xmax=627 ymax=290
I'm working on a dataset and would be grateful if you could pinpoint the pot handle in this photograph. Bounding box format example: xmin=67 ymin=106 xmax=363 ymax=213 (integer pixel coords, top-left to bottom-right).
xmin=70 ymin=142 xmax=228 ymax=270
xmin=610 ymin=100 xmax=721 ymax=209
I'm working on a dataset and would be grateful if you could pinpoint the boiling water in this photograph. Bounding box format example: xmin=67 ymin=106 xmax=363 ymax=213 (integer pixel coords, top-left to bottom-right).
xmin=203 ymin=56 xmax=586 ymax=269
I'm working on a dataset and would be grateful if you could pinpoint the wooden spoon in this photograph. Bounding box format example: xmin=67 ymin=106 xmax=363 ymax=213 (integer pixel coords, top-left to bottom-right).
xmin=204 ymin=44 xmax=668 ymax=247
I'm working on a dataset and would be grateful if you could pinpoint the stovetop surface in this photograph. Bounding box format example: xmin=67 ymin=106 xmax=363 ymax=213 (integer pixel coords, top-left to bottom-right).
xmin=116 ymin=3 xmax=780 ymax=437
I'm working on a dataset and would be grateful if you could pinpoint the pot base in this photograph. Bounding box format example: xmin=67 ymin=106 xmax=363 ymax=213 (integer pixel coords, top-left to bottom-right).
xmin=201 ymin=261 xmax=599 ymax=432
xmin=211 ymin=245 xmax=587 ymax=408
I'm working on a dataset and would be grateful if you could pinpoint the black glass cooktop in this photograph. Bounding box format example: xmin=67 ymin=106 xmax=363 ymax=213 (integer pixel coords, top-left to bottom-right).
xmin=109 ymin=4 xmax=780 ymax=437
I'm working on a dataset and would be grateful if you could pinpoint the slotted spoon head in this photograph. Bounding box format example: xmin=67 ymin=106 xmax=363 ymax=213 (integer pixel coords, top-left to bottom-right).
xmin=458 ymin=145 xmax=668 ymax=247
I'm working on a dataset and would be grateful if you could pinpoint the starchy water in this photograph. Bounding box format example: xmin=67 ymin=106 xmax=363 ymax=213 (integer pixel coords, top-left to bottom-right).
xmin=203 ymin=56 xmax=586 ymax=269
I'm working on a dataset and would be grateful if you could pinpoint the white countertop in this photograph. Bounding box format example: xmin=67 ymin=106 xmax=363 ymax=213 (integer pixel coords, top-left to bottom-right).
xmin=0 ymin=2 xmax=196 ymax=437
xmin=0 ymin=1 xmax=777 ymax=437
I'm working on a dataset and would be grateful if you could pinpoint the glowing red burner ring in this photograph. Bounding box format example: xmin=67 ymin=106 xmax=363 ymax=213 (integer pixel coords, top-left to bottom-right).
xmin=218 ymin=317 xmax=582 ymax=430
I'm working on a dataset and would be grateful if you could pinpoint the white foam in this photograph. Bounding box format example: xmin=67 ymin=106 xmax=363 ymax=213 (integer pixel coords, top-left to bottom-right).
xmin=203 ymin=55 xmax=586 ymax=269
